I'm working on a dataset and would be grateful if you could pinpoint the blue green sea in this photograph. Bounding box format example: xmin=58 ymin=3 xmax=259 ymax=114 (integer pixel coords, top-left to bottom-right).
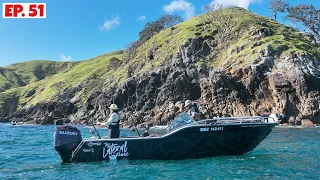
xmin=0 ymin=123 xmax=319 ymax=180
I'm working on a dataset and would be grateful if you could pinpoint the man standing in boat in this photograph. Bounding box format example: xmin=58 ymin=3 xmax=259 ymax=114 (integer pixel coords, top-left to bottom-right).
xmin=96 ymin=104 xmax=120 ymax=139
xmin=184 ymin=100 xmax=199 ymax=118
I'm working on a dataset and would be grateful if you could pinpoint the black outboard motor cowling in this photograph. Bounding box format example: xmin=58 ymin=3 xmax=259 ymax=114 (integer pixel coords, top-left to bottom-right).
xmin=54 ymin=126 xmax=82 ymax=163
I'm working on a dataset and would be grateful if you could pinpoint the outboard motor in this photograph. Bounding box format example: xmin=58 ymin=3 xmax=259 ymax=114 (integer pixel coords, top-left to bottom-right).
xmin=54 ymin=126 xmax=82 ymax=163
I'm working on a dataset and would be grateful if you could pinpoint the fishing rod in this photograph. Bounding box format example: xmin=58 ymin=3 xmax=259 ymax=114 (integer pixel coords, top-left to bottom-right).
xmin=91 ymin=122 xmax=101 ymax=139
xmin=131 ymin=116 xmax=141 ymax=137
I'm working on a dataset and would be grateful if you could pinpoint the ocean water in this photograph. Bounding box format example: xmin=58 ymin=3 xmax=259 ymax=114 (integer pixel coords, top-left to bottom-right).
xmin=0 ymin=123 xmax=319 ymax=180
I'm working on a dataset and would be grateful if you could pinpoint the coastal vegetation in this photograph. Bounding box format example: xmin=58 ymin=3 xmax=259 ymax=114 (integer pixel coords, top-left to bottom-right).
xmin=0 ymin=4 xmax=319 ymax=126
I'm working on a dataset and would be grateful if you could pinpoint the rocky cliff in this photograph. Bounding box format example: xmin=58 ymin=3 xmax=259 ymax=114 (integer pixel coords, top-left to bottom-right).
xmin=0 ymin=8 xmax=319 ymax=127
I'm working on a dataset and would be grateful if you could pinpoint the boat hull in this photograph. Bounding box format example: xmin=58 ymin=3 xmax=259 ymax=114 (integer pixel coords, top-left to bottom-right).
xmin=68 ymin=123 xmax=276 ymax=163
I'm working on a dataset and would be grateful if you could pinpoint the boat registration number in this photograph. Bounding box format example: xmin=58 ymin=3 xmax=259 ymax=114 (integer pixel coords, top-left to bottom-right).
xmin=200 ymin=127 xmax=224 ymax=132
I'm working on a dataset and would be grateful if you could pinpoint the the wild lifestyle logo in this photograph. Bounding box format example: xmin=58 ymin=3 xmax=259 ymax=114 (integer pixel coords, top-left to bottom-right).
xmin=103 ymin=141 xmax=129 ymax=160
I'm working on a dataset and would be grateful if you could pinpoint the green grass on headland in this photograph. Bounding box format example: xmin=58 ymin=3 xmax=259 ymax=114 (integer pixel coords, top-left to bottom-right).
xmin=0 ymin=60 xmax=77 ymax=92
xmin=0 ymin=51 xmax=124 ymax=110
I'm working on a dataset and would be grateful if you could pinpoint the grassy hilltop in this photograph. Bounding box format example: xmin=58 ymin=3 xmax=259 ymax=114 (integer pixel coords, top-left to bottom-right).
xmin=0 ymin=61 xmax=77 ymax=92
xmin=0 ymin=7 xmax=319 ymax=123
xmin=0 ymin=51 xmax=123 ymax=110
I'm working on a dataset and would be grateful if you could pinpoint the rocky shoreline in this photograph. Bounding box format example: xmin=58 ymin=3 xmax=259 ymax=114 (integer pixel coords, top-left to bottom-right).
xmin=1 ymin=9 xmax=319 ymax=127
xmin=6 ymin=47 xmax=320 ymax=128
xmin=277 ymin=122 xmax=319 ymax=128
xmin=1 ymin=118 xmax=319 ymax=129
xmin=3 ymin=42 xmax=320 ymax=128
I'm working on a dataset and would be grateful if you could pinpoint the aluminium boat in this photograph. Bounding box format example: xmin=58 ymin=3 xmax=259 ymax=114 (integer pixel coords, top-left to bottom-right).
xmin=54 ymin=112 xmax=278 ymax=163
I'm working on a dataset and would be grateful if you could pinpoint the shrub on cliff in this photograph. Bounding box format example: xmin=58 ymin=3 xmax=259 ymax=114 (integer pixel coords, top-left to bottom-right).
xmin=124 ymin=14 xmax=183 ymax=61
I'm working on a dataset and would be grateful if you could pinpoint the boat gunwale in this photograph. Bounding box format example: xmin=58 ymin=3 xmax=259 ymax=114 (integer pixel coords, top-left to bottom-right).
xmin=80 ymin=121 xmax=278 ymax=142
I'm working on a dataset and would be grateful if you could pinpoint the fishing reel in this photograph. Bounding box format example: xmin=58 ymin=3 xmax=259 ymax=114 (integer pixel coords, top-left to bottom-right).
xmin=89 ymin=129 xmax=101 ymax=139
xmin=89 ymin=129 xmax=95 ymax=135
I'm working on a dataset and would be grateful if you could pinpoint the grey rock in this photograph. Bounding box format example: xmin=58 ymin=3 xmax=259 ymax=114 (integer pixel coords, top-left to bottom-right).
xmin=24 ymin=89 xmax=36 ymax=98
xmin=288 ymin=116 xmax=295 ymax=125
xmin=178 ymin=38 xmax=211 ymax=66
xmin=301 ymin=119 xmax=314 ymax=128
xmin=236 ymin=44 xmax=246 ymax=53
xmin=228 ymin=48 xmax=235 ymax=56
xmin=264 ymin=44 xmax=273 ymax=57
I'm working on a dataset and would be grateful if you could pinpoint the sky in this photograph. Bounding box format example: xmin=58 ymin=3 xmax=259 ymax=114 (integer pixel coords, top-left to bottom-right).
xmin=0 ymin=0 xmax=319 ymax=66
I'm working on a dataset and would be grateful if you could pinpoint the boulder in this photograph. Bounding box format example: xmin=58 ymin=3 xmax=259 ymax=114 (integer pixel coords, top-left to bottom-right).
xmin=301 ymin=119 xmax=314 ymax=128
xmin=40 ymin=116 xmax=55 ymax=125
xmin=288 ymin=116 xmax=295 ymax=125
xmin=295 ymin=114 xmax=303 ymax=125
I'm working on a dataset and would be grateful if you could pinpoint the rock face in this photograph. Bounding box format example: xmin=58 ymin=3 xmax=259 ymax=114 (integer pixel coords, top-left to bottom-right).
xmin=75 ymin=40 xmax=320 ymax=126
xmin=0 ymin=110 xmax=8 ymax=122
xmin=9 ymin=101 xmax=77 ymax=125
xmin=3 ymin=35 xmax=320 ymax=127
xmin=70 ymin=49 xmax=319 ymax=127
xmin=6 ymin=41 xmax=320 ymax=127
